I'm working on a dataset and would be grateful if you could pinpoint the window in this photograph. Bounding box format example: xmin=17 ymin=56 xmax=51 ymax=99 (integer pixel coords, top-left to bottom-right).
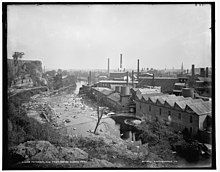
xmin=190 ymin=116 xmax=193 ymax=123
xmin=139 ymin=103 xmax=141 ymax=110
xmin=178 ymin=113 xmax=181 ymax=120
xmin=168 ymin=111 xmax=171 ymax=115
xmin=149 ymin=105 xmax=151 ymax=112
xmin=159 ymin=108 xmax=162 ymax=115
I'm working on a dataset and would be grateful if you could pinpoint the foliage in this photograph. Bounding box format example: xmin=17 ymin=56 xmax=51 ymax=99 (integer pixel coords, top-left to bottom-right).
xmin=8 ymin=91 xmax=68 ymax=147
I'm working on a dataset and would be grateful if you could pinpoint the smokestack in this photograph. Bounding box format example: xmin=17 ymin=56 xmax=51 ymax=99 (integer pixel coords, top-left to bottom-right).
xmin=89 ymin=71 xmax=92 ymax=85
xmin=120 ymin=54 xmax=122 ymax=69
xmin=192 ymin=64 xmax=195 ymax=77
xmin=132 ymin=70 xmax=134 ymax=87
xmin=152 ymin=73 xmax=155 ymax=87
xmin=206 ymin=67 xmax=209 ymax=77
xmin=137 ymin=59 xmax=140 ymax=81
xmin=126 ymin=71 xmax=129 ymax=86
xmin=107 ymin=58 xmax=110 ymax=75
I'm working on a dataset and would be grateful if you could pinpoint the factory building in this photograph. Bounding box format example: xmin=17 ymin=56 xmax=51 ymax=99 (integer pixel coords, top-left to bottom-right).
xmin=137 ymin=77 xmax=178 ymax=93
xmin=96 ymin=80 xmax=138 ymax=89
xmin=133 ymin=90 xmax=212 ymax=139
xmin=90 ymin=86 xmax=134 ymax=112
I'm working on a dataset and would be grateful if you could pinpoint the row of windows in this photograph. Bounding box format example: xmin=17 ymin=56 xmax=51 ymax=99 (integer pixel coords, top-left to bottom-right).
xmin=140 ymin=104 xmax=193 ymax=123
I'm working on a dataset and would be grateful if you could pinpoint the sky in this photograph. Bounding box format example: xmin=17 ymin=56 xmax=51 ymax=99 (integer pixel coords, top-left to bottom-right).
xmin=7 ymin=4 xmax=212 ymax=70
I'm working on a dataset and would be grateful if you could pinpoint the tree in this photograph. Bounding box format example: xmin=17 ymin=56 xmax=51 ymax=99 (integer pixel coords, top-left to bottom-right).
xmin=93 ymin=106 xmax=107 ymax=134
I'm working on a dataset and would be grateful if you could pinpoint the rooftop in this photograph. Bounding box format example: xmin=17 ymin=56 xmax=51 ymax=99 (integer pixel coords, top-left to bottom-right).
xmin=92 ymin=87 xmax=114 ymax=95
xmin=139 ymin=77 xmax=178 ymax=80
xmin=142 ymin=93 xmax=164 ymax=101
xmin=107 ymin=92 xmax=121 ymax=103
xmin=186 ymin=101 xmax=212 ymax=115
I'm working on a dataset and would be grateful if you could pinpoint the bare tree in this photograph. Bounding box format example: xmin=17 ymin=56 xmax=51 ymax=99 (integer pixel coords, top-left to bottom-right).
xmin=93 ymin=106 xmax=106 ymax=134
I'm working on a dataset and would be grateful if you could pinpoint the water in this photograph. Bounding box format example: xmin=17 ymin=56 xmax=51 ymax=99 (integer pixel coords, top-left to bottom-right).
xmin=110 ymin=115 xmax=142 ymax=141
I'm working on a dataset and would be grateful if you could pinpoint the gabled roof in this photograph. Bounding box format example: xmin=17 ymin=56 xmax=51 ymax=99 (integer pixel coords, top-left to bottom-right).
xmin=164 ymin=96 xmax=185 ymax=107
xmin=142 ymin=93 xmax=164 ymax=102
xmin=136 ymin=88 xmax=161 ymax=95
xmin=185 ymin=101 xmax=212 ymax=115
xmin=136 ymin=94 xmax=143 ymax=101
xmin=174 ymin=98 xmax=201 ymax=110
xmin=92 ymin=87 xmax=114 ymax=96
xmin=107 ymin=92 xmax=121 ymax=103
xmin=156 ymin=94 xmax=176 ymax=104
xmin=102 ymin=89 xmax=115 ymax=96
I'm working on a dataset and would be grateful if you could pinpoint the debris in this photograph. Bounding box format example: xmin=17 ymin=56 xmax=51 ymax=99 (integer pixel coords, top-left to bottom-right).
xmin=65 ymin=119 xmax=71 ymax=123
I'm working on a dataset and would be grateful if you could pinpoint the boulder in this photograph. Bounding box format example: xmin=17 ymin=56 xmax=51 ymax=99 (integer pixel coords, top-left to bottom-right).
xmin=9 ymin=141 xmax=59 ymax=160
xmin=60 ymin=147 xmax=89 ymax=161
xmin=31 ymin=151 xmax=59 ymax=161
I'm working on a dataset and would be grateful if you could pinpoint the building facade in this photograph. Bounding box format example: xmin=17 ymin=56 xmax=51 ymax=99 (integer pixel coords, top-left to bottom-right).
xmin=134 ymin=92 xmax=211 ymax=136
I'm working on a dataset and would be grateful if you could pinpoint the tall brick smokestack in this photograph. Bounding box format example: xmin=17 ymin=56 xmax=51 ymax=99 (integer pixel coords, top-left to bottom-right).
xmin=132 ymin=70 xmax=134 ymax=87
xmin=89 ymin=71 xmax=92 ymax=85
xmin=120 ymin=54 xmax=122 ymax=69
xmin=126 ymin=71 xmax=129 ymax=86
xmin=192 ymin=64 xmax=195 ymax=77
xmin=107 ymin=58 xmax=110 ymax=74
xmin=206 ymin=67 xmax=209 ymax=77
xmin=137 ymin=59 xmax=140 ymax=81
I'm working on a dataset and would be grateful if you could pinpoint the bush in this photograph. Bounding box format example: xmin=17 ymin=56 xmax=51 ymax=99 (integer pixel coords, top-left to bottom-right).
xmin=181 ymin=141 xmax=200 ymax=162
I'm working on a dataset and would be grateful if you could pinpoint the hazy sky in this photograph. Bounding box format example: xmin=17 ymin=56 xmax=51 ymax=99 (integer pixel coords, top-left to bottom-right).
xmin=7 ymin=4 xmax=211 ymax=70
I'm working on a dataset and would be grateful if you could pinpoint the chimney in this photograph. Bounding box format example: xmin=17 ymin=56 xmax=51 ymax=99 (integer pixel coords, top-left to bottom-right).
xmin=137 ymin=59 xmax=140 ymax=81
xmin=89 ymin=71 xmax=92 ymax=85
xmin=132 ymin=70 xmax=134 ymax=87
xmin=192 ymin=64 xmax=195 ymax=77
xmin=87 ymin=76 xmax=89 ymax=85
xmin=120 ymin=54 xmax=122 ymax=69
xmin=126 ymin=71 xmax=129 ymax=86
xmin=107 ymin=58 xmax=110 ymax=75
xmin=152 ymin=73 xmax=155 ymax=87
xmin=206 ymin=67 xmax=209 ymax=77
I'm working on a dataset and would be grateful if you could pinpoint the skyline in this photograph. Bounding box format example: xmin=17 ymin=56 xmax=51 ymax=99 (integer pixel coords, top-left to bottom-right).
xmin=7 ymin=4 xmax=212 ymax=70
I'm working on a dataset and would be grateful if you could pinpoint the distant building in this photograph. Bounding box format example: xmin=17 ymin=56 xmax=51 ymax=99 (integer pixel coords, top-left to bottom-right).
xmin=109 ymin=72 xmax=127 ymax=80
xmin=138 ymin=77 xmax=178 ymax=93
xmin=96 ymin=80 xmax=138 ymax=89
xmin=90 ymin=86 xmax=134 ymax=112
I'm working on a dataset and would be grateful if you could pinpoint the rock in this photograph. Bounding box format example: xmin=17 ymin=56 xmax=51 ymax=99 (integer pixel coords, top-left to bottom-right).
xmin=9 ymin=141 xmax=59 ymax=160
xmin=83 ymin=158 xmax=115 ymax=168
xmin=31 ymin=151 xmax=59 ymax=161
xmin=11 ymin=144 xmax=37 ymax=159
xmin=138 ymin=143 xmax=149 ymax=157
xmin=60 ymin=147 xmax=89 ymax=161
